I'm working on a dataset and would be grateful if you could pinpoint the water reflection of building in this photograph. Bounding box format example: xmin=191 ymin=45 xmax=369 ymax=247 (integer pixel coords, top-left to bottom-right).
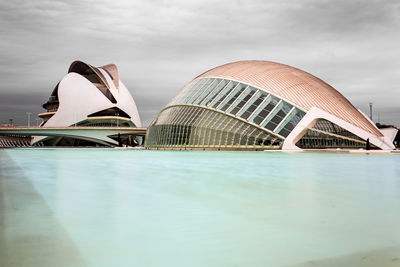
xmin=33 ymin=61 xmax=142 ymax=146
xmin=145 ymin=61 xmax=395 ymax=150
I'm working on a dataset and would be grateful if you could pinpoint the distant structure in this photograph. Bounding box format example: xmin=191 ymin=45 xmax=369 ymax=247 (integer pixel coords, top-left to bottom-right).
xmin=369 ymin=102 xmax=373 ymax=121
xmin=32 ymin=60 xmax=142 ymax=146
xmin=145 ymin=60 xmax=394 ymax=150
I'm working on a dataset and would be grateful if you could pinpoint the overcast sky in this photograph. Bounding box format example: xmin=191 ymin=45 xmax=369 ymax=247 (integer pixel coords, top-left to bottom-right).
xmin=0 ymin=0 xmax=399 ymax=127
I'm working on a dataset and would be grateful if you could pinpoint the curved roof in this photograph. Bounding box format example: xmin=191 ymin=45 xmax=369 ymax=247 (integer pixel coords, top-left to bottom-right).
xmin=195 ymin=60 xmax=381 ymax=136
xmin=69 ymin=60 xmax=111 ymax=89
xmin=100 ymin=64 xmax=119 ymax=88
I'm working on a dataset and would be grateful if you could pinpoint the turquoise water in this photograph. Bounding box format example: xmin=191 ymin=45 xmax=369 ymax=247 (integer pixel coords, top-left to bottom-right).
xmin=1 ymin=149 xmax=400 ymax=267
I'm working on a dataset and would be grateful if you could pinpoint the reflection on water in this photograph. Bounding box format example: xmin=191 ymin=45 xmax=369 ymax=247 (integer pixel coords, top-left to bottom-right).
xmin=1 ymin=149 xmax=400 ymax=267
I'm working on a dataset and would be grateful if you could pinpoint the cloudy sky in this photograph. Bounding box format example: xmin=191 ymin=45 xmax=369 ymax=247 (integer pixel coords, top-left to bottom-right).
xmin=0 ymin=0 xmax=399 ymax=127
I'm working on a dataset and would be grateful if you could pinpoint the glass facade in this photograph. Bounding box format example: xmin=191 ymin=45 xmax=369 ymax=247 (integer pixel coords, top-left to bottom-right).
xmin=296 ymin=119 xmax=372 ymax=149
xmin=146 ymin=77 xmax=379 ymax=150
xmin=146 ymin=77 xmax=307 ymax=150
xmin=146 ymin=106 xmax=283 ymax=149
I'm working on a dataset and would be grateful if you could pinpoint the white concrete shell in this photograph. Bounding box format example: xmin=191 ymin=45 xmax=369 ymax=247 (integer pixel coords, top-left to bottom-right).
xmin=380 ymin=127 xmax=399 ymax=144
xmin=282 ymin=107 xmax=394 ymax=150
xmin=33 ymin=61 xmax=141 ymax=145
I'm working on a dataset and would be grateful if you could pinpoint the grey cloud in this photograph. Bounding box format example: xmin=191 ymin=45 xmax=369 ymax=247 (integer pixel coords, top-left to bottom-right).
xmin=0 ymin=0 xmax=399 ymax=127
xmin=0 ymin=92 xmax=46 ymax=125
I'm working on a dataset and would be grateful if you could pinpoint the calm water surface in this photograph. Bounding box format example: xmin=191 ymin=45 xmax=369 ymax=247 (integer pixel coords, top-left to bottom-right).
xmin=1 ymin=148 xmax=400 ymax=267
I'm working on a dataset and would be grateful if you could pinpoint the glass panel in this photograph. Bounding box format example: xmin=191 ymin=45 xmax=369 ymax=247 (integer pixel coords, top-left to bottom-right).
xmin=178 ymin=79 xmax=203 ymax=104
xmin=216 ymin=116 xmax=230 ymax=146
xmin=208 ymin=81 xmax=238 ymax=108
xmin=202 ymin=111 xmax=218 ymax=146
xmin=184 ymin=78 xmax=213 ymax=103
xmin=218 ymin=83 xmax=247 ymax=112
xmin=263 ymin=101 xmax=293 ymax=131
xmin=239 ymin=125 xmax=251 ymax=145
xmin=250 ymin=95 xmax=279 ymax=125
xmin=180 ymin=79 xmax=202 ymax=104
xmin=187 ymin=78 xmax=217 ymax=104
xmin=234 ymin=123 xmax=248 ymax=145
xmin=246 ymin=128 xmax=258 ymax=146
xmin=237 ymin=90 xmax=266 ymax=118
xmin=265 ymin=110 xmax=285 ymax=131
xmin=311 ymin=119 xmax=365 ymax=141
xmin=169 ymin=80 xmax=198 ymax=105
xmin=227 ymin=87 xmax=257 ymax=115
xmin=200 ymin=79 xmax=230 ymax=106
xmin=185 ymin=107 xmax=201 ymax=125
xmin=192 ymin=79 xmax=222 ymax=105
xmin=296 ymin=127 xmax=366 ymax=149
xmin=276 ymin=108 xmax=305 ymax=137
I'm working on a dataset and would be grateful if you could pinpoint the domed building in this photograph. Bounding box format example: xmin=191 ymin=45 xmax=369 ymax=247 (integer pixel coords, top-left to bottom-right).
xmin=33 ymin=60 xmax=142 ymax=146
xmin=145 ymin=60 xmax=394 ymax=150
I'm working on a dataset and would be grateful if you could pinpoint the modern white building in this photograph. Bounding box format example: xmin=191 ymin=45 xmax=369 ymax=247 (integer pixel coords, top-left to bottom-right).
xmin=34 ymin=60 xmax=142 ymax=146
xmin=145 ymin=60 xmax=395 ymax=150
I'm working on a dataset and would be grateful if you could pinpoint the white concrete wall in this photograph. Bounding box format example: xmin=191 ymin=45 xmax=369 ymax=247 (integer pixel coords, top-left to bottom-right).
xmin=282 ymin=107 xmax=394 ymax=150
xmin=32 ymin=69 xmax=142 ymax=145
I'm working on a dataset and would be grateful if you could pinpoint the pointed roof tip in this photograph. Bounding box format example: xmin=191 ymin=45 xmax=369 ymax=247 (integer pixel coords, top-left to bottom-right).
xmin=67 ymin=60 xmax=120 ymax=89
xmin=68 ymin=60 xmax=91 ymax=73
xmin=68 ymin=60 xmax=110 ymax=89
xmin=100 ymin=64 xmax=119 ymax=89
xmin=68 ymin=60 xmax=99 ymax=76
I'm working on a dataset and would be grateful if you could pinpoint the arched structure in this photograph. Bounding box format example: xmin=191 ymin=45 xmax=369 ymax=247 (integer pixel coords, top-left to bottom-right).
xmin=145 ymin=60 xmax=394 ymax=150
xmin=34 ymin=60 xmax=142 ymax=146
